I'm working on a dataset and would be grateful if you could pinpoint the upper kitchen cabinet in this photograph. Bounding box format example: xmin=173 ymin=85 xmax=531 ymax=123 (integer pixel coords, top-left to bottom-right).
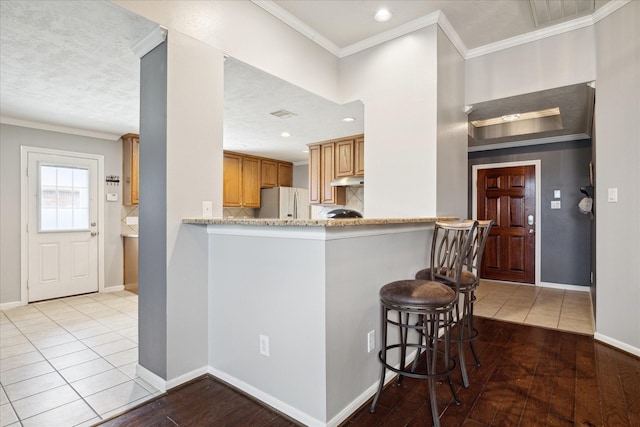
xmin=224 ymin=151 xmax=293 ymax=207
xmin=223 ymin=152 xmax=260 ymax=208
xmin=335 ymin=139 xmax=354 ymax=177
xmin=122 ymin=133 xmax=139 ymax=206
xmin=355 ymin=136 xmax=365 ymax=176
xmin=260 ymin=159 xmax=293 ymax=188
xmin=277 ymin=162 xmax=293 ymax=187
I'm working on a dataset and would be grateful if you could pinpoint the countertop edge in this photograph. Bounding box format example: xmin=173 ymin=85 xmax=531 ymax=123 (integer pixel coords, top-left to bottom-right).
xmin=181 ymin=217 xmax=458 ymax=227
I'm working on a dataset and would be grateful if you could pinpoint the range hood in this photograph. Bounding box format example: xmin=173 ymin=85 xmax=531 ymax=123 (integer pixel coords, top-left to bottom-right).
xmin=330 ymin=176 xmax=364 ymax=187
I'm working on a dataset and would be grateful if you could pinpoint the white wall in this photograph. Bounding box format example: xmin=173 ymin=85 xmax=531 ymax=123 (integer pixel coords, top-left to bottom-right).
xmin=465 ymin=26 xmax=596 ymax=105
xmin=0 ymin=124 xmax=123 ymax=304
xmin=340 ymin=26 xmax=439 ymax=217
xmin=593 ymin=1 xmax=640 ymax=353
xmin=436 ymin=27 xmax=467 ymax=218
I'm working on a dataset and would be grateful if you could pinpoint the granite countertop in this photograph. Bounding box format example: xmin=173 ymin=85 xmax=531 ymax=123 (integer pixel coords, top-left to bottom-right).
xmin=182 ymin=217 xmax=457 ymax=227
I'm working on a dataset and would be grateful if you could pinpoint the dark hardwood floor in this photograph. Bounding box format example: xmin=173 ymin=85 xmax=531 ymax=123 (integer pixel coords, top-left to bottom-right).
xmin=99 ymin=318 xmax=639 ymax=426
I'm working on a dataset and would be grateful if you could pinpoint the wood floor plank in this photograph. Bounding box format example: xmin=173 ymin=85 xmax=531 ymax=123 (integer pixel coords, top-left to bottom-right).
xmin=98 ymin=319 xmax=640 ymax=427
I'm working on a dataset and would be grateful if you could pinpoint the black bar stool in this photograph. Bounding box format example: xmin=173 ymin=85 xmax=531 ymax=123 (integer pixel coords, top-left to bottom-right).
xmin=415 ymin=219 xmax=493 ymax=387
xmin=370 ymin=220 xmax=477 ymax=427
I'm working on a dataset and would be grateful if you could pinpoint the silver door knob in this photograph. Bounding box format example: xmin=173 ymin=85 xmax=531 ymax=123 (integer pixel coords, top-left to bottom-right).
xmin=529 ymin=229 xmax=535 ymax=234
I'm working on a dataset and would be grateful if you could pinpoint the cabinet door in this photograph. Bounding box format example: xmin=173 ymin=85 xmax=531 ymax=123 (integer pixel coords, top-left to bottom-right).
xmin=223 ymin=153 xmax=242 ymax=207
xmin=321 ymin=143 xmax=337 ymax=204
xmin=122 ymin=134 xmax=139 ymax=206
xmin=308 ymin=145 xmax=321 ymax=204
xmin=355 ymin=136 xmax=364 ymax=176
xmin=242 ymin=156 xmax=261 ymax=207
xmin=277 ymin=162 xmax=293 ymax=187
xmin=261 ymin=160 xmax=277 ymax=188
xmin=335 ymin=139 xmax=354 ymax=177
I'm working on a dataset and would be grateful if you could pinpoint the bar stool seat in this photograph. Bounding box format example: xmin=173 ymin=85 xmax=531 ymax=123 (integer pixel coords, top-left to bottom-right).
xmin=370 ymin=220 xmax=477 ymax=427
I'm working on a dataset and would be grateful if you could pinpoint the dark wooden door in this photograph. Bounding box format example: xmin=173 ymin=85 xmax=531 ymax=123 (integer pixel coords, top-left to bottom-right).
xmin=477 ymin=165 xmax=536 ymax=283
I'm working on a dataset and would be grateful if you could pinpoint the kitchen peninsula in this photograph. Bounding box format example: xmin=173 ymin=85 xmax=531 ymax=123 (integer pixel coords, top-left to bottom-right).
xmin=182 ymin=216 xmax=455 ymax=426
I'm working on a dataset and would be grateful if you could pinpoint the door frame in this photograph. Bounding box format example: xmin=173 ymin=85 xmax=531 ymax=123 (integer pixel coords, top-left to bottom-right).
xmin=20 ymin=146 xmax=105 ymax=305
xmin=472 ymin=160 xmax=541 ymax=286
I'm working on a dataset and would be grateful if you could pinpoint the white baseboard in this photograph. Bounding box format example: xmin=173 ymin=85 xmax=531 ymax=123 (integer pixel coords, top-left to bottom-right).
xmin=208 ymin=367 xmax=325 ymax=427
xmin=136 ymin=365 xmax=167 ymax=393
xmin=103 ymin=285 xmax=125 ymax=293
xmin=538 ymin=281 xmax=590 ymax=292
xmin=0 ymin=301 xmax=23 ymax=311
xmin=166 ymin=366 xmax=210 ymax=390
xmin=594 ymin=332 xmax=640 ymax=357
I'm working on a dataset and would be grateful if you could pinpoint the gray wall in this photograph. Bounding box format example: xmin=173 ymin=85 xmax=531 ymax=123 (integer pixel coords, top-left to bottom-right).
xmin=138 ymin=40 xmax=168 ymax=378
xmin=468 ymin=140 xmax=593 ymax=286
xmin=0 ymin=124 xmax=123 ymax=304
xmin=292 ymin=163 xmax=308 ymax=189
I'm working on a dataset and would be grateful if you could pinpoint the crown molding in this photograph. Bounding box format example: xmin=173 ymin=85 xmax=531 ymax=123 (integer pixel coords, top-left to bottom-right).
xmin=251 ymin=0 xmax=341 ymax=57
xmin=252 ymin=0 xmax=631 ymax=62
xmin=339 ymin=12 xmax=440 ymax=58
xmin=0 ymin=116 xmax=122 ymax=141
xmin=131 ymin=25 xmax=168 ymax=58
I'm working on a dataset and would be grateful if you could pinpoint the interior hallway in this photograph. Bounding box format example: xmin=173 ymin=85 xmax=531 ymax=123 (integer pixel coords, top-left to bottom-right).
xmin=474 ymin=280 xmax=594 ymax=335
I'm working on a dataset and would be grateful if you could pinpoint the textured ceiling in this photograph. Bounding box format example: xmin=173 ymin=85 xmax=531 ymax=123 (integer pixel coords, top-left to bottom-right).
xmin=0 ymin=0 xmax=610 ymax=160
xmin=0 ymin=1 xmax=156 ymax=137
xmin=224 ymin=58 xmax=363 ymax=162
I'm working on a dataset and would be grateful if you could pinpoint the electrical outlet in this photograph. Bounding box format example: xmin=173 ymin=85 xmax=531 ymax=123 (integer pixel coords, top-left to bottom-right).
xmin=259 ymin=334 xmax=270 ymax=357
xmin=367 ymin=330 xmax=375 ymax=353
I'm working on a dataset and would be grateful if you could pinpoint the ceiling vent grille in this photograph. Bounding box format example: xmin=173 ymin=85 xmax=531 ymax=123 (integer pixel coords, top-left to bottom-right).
xmin=529 ymin=0 xmax=594 ymax=27
xmin=270 ymin=109 xmax=298 ymax=119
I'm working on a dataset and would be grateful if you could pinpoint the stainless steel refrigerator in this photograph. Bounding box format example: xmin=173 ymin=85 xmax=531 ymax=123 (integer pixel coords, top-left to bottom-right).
xmin=257 ymin=187 xmax=310 ymax=219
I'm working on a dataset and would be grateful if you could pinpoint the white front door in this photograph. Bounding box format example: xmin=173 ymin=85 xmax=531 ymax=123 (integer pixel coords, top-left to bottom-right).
xmin=27 ymin=151 xmax=99 ymax=302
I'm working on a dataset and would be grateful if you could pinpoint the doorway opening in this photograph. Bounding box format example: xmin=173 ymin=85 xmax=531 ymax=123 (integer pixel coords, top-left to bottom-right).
xmin=21 ymin=146 xmax=105 ymax=304
xmin=472 ymin=160 xmax=541 ymax=285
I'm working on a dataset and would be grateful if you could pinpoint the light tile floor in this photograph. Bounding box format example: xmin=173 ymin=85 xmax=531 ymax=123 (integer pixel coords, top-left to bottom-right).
xmin=474 ymin=280 xmax=595 ymax=335
xmin=0 ymin=291 xmax=160 ymax=427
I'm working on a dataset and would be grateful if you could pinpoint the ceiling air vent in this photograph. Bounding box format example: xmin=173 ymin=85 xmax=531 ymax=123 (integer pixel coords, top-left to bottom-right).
xmin=529 ymin=0 xmax=594 ymax=27
xmin=270 ymin=109 xmax=298 ymax=119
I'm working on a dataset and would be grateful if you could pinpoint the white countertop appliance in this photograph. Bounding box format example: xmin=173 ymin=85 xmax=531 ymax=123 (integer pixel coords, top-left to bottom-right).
xmin=258 ymin=187 xmax=310 ymax=219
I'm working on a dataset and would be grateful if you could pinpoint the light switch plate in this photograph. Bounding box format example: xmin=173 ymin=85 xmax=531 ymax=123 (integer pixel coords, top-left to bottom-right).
xmin=551 ymin=200 xmax=561 ymax=209
xmin=607 ymin=188 xmax=618 ymax=203
xmin=106 ymin=193 xmax=118 ymax=202
xmin=553 ymin=190 xmax=561 ymax=199
xmin=202 ymin=201 xmax=213 ymax=218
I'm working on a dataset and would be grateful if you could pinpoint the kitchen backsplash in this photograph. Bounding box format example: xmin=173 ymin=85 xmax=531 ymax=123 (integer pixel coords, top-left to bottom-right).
xmin=121 ymin=205 xmax=139 ymax=235
xmin=313 ymin=187 xmax=364 ymax=219
xmin=223 ymin=207 xmax=257 ymax=218
xmin=222 ymin=187 xmax=364 ymax=219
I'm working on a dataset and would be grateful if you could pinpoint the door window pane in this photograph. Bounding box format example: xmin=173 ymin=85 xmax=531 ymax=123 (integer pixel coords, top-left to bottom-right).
xmin=39 ymin=165 xmax=90 ymax=231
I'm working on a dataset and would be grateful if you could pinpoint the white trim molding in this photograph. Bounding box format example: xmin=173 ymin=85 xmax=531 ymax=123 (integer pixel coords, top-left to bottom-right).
xmin=538 ymin=281 xmax=590 ymax=292
xmin=136 ymin=364 xmax=167 ymax=393
xmin=251 ymin=0 xmax=631 ymax=60
xmin=594 ymin=333 xmax=640 ymax=358
xmin=1 ymin=116 xmax=121 ymax=141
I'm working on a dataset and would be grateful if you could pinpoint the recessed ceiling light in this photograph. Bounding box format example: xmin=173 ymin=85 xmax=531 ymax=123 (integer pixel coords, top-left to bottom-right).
xmin=374 ymin=9 xmax=392 ymax=22
xmin=342 ymin=117 xmax=355 ymax=122
xmin=280 ymin=131 xmax=291 ymax=137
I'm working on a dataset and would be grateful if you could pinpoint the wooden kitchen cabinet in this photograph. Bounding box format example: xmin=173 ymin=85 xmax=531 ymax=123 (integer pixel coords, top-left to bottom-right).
xmin=308 ymin=142 xmax=346 ymax=205
xmin=241 ymin=156 xmax=261 ymax=207
xmin=335 ymin=139 xmax=354 ymax=177
xmin=122 ymin=133 xmax=139 ymax=206
xmin=223 ymin=153 xmax=243 ymax=207
xmin=277 ymin=162 xmax=293 ymax=187
xmin=261 ymin=159 xmax=293 ymax=188
xmin=308 ymin=134 xmax=363 ymax=206
xmin=355 ymin=136 xmax=365 ymax=176
xmin=260 ymin=159 xmax=278 ymax=188
xmin=223 ymin=153 xmax=261 ymax=208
